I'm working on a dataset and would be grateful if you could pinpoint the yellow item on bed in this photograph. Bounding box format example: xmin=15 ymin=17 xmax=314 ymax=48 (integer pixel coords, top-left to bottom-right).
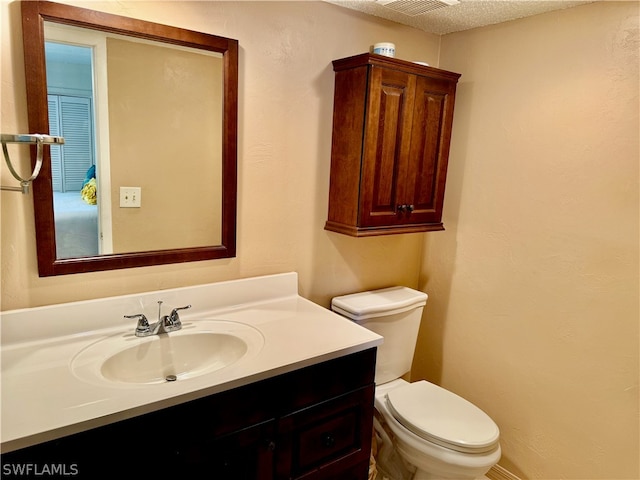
xmin=81 ymin=178 xmax=97 ymax=205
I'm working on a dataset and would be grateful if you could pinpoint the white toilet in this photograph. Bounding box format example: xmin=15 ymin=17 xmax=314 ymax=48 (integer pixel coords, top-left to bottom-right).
xmin=332 ymin=287 xmax=501 ymax=480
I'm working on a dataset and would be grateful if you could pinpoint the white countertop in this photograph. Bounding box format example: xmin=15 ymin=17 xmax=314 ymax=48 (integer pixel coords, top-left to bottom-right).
xmin=0 ymin=273 xmax=382 ymax=453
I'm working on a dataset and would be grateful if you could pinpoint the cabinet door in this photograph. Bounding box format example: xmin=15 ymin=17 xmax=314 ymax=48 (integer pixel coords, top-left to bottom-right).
xmin=359 ymin=66 xmax=415 ymax=228
xmin=1 ymin=418 xmax=277 ymax=479
xmin=405 ymin=74 xmax=457 ymax=225
xmin=276 ymin=385 xmax=374 ymax=480
xmin=203 ymin=419 xmax=276 ymax=480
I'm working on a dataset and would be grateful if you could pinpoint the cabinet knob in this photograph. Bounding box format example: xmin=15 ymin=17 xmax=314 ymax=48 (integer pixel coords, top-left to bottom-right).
xmin=397 ymin=204 xmax=414 ymax=213
xmin=322 ymin=433 xmax=336 ymax=448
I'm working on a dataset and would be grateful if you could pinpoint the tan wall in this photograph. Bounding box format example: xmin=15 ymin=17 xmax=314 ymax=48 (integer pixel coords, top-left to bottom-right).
xmin=1 ymin=1 xmax=437 ymax=308
xmin=2 ymin=1 xmax=638 ymax=478
xmin=415 ymin=2 xmax=639 ymax=478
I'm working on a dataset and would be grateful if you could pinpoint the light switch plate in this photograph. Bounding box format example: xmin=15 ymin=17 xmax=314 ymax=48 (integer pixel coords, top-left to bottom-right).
xmin=120 ymin=187 xmax=141 ymax=208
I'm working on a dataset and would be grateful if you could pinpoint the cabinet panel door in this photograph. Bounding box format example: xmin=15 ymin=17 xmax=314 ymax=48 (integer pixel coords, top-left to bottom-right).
xmin=406 ymin=75 xmax=456 ymax=224
xmin=204 ymin=419 xmax=276 ymax=480
xmin=359 ymin=67 xmax=415 ymax=227
xmin=276 ymin=385 xmax=374 ymax=480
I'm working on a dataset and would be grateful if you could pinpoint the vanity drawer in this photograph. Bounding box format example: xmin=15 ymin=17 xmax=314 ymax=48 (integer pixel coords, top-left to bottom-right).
xmin=277 ymin=385 xmax=374 ymax=479
xmin=298 ymin=408 xmax=357 ymax=469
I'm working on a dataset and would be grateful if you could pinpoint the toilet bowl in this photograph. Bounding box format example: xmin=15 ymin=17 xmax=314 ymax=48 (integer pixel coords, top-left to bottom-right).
xmin=375 ymin=379 xmax=501 ymax=479
xmin=331 ymin=287 xmax=501 ymax=480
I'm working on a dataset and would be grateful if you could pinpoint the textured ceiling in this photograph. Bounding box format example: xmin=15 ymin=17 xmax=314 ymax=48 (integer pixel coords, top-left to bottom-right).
xmin=325 ymin=0 xmax=595 ymax=35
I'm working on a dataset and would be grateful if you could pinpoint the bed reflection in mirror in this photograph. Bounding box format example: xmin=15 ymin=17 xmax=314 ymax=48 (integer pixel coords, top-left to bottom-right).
xmin=45 ymin=22 xmax=223 ymax=259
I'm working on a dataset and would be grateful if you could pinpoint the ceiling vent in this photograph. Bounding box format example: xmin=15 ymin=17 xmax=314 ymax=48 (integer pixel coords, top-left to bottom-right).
xmin=376 ymin=0 xmax=460 ymax=16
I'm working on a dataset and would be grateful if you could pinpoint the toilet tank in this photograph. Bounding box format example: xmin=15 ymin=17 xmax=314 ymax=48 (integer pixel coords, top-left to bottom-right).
xmin=331 ymin=287 xmax=427 ymax=384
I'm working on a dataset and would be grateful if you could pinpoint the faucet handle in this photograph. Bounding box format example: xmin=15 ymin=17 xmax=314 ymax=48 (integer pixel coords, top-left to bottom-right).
xmin=168 ymin=304 xmax=191 ymax=326
xmin=125 ymin=313 xmax=151 ymax=336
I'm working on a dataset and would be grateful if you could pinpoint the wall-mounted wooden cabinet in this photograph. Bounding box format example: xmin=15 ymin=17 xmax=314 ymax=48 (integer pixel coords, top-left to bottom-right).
xmin=325 ymin=53 xmax=461 ymax=237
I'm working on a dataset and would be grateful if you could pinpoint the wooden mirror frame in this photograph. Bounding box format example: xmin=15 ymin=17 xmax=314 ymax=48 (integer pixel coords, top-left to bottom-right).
xmin=21 ymin=1 xmax=238 ymax=276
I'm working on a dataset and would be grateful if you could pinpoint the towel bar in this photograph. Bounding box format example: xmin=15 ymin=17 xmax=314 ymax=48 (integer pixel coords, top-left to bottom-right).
xmin=1 ymin=133 xmax=64 ymax=194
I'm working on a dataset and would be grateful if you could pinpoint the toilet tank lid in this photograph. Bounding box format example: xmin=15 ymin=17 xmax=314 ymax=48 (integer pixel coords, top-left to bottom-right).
xmin=331 ymin=286 xmax=427 ymax=321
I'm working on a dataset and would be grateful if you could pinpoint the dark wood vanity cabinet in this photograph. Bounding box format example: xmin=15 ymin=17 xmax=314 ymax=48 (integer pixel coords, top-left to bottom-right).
xmin=1 ymin=349 xmax=376 ymax=480
xmin=325 ymin=53 xmax=461 ymax=236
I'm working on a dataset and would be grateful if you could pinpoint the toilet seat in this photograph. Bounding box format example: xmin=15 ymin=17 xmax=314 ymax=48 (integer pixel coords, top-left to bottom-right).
xmin=385 ymin=380 xmax=500 ymax=454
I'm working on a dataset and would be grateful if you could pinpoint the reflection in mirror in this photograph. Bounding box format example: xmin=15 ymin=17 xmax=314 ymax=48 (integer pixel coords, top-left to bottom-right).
xmin=21 ymin=1 xmax=238 ymax=276
xmin=45 ymin=39 xmax=100 ymax=258
xmin=45 ymin=23 xmax=223 ymax=259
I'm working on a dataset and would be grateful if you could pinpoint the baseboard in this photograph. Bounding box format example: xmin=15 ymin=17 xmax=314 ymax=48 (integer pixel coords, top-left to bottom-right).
xmin=486 ymin=464 xmax=522 ymax=480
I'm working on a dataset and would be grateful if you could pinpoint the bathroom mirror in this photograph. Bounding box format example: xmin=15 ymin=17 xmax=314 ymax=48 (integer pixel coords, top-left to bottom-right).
xmin=21 ymin=1 xmax=238 ymax=276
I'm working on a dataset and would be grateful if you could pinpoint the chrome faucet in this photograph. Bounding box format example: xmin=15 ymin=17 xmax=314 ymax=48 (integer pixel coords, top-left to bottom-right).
xmin=125 ymin=301 xmax=192 ymax=337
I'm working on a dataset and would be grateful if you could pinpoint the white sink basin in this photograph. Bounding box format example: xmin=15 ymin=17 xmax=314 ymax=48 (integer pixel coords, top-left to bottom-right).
xmin=71 ymin=320 xmax=264 ymax=386
xmin=101 ymin=332 xmax=247 ymax=384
